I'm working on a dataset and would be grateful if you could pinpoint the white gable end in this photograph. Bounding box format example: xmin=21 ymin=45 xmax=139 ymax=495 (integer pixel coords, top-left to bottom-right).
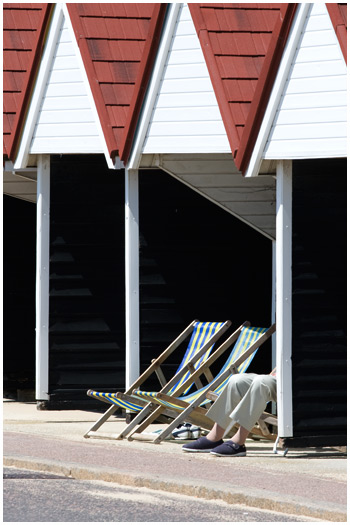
xmin=264 ymin=3 xmax=347 ymax=159
xmin=29 ymin=6 xmax=104 ymax=156
xmin=142 ymin=3 xmax=230 ymax=154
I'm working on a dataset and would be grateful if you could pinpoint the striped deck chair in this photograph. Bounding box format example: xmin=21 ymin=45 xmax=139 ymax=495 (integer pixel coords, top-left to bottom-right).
xmin=126 ymin=324 xmax=276 ymax=444
xmin=84 ymin=320 xmax=231 ymax=439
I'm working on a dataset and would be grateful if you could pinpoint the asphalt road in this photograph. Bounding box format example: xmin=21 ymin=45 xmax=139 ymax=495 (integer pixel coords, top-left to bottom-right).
xmin=3 ymin=467 xmax=316 ymax=522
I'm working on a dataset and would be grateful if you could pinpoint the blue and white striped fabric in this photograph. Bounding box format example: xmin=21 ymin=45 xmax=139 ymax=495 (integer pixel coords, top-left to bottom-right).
xmin=87 ymin=392 xmax=143 ymax=412
xmin=87 ymin=321 xmax=225 ymax=411
xmin=133 ymin=326 xmax=267 ymax=411
xmin=168 ymin=321 xmax=225 ymax=396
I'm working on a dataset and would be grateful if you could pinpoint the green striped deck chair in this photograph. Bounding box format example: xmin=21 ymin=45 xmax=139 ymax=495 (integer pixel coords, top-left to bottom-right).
xmin=84 ymin=320 xmax=231 ymax=439
xmin=127 ymin=324 xmax=276 ymax=443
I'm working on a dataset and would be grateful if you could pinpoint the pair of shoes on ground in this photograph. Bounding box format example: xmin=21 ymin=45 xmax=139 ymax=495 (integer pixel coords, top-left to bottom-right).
xmin=182 ymin=436 xmax=246 ymax=457
xmin=172 ymin=423 xmax=201 ymax=440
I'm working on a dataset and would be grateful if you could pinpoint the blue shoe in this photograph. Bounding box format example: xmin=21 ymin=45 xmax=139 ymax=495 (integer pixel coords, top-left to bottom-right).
xmin=182 ymin=436 xmax=224 ymax=453
xmin=210 ymin=440 xmax=246 ymax=457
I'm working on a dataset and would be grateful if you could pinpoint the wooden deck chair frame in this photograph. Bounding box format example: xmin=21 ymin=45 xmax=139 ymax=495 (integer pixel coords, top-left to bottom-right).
xmin=101 ymin=322 xmax=251 ymax=441
xmin=115 ymin=322 xmax=269 ymax=442
xmin=84 ymin=319 xmax=231 ymax=439
xmin=126 ymin=324 xmax=276 ymax=444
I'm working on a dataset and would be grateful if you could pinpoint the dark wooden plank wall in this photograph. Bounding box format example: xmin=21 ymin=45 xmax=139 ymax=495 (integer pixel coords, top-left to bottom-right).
xmin=49 ymin=155 xmax=125 ymax=407
xmin=3 ymin=196 xmax=36 ymax=398
xmin=290 ymin=159 xmax=347 ymax=446
xmin=49 ymin=157 xmax=273 ymax=407
xmin=138 ymin=169 xmax=273 ymax=387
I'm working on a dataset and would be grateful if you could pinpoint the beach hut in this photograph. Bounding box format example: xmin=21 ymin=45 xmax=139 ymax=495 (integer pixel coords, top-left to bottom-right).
xmin=3 ymin=3 xmax=346 ymax=446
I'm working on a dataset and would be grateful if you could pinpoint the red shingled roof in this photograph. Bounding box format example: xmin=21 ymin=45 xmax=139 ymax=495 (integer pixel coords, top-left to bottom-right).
xmin=327 ymin=3 xmax=347 ymax=63
xmin=189 ymin=3 xmax=297 ymax=174
xmin=3 ymin=3 xmax=52 ymax=161
xmin=3 ymin=3 xmax=347 ymax=169
xmin=67 ymin=3 xmax=166 ymax=164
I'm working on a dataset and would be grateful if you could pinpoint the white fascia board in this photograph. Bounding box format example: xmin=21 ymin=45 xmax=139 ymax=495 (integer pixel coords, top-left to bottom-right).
xmin=4 ymin=160 xmax=15 ymax=172
xmin=265 ymin=150 xmax=348 ymax=160
xmin=14 ymin=4 xmax=114 ymax=170
xmin=244 ymin=4 xmax=311 ymax=178
xmin=63 ymin=4 xmax=114 ymax=170
xmin=114 ymin=157 xmax=125 ymax=170
xmin=14 ymin=4 xmax=64 ymax=169
xmin=127 ymin=3 xmax=181 ymax=170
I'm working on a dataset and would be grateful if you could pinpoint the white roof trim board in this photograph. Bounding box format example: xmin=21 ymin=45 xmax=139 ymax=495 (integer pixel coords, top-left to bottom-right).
xmin=142 ymin=3 xmax=230 ymax=155
xmin=264 ymin=3 xmax=347 ymax=160
xmin=13 ymin=3 xmax=346 ymax=174
xmin=245 ymin=3 xmax=347 ymax=178
xmin=128 ymin=3 xmax=231 ymax=169
xmin=128 ymin=3 xmax=181 ymax=169
xmin=14 ymin=4 xmax=112 ymax=170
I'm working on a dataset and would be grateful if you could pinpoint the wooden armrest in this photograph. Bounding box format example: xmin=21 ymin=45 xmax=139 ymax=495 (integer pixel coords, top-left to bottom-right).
xmin=206 ymin=390 xmax=218 ymax=402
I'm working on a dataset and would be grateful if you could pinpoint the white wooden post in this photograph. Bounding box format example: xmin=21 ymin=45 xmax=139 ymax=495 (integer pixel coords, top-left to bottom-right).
xmin=35 ymin=155 xmax=50 ymax=401
xmin=276 ymin=160 xmax=293 ymax=437
xmin=271 ymin=240 xmax=277 ymax=415
xmin=125 ymin=168 xmax=140 ymax=389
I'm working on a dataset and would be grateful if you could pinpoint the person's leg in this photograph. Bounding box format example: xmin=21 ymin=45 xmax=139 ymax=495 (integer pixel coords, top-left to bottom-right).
xmin=182 ymin=374 xmax=255 ymax=453
xmin=226 ymin=374 xmax=277 ymax=433
xmin=210 ymin=375 xmax=277 ymax=457
xmin=205 ymin=373 xmax=256 ymax=430
xmin=206 ymin=422 xmax=249 ymax=444
xmin=230 ymin=425 xmax=250 ymax=445
xmin=206 ymin=422 xmax=225 ymax=441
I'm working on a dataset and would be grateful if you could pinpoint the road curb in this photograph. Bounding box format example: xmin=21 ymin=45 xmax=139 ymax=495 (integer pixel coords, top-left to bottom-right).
xmin=4 ymin=455 xmax=346 ymax=522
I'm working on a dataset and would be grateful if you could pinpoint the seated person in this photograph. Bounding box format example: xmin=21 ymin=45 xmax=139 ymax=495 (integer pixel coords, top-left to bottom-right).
xmin=182 ymin=369 xmax=277 ymax=457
